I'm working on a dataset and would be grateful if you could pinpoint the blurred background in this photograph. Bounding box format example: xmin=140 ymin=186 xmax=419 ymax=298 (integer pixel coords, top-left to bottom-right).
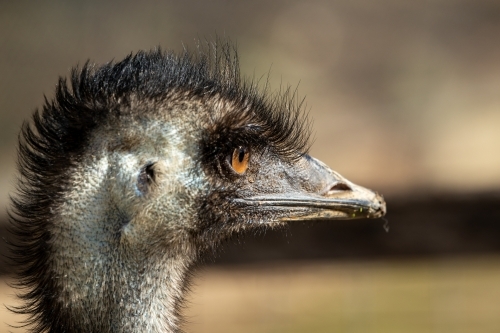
xmin=1 ymin=0 xmax=499 ymax=332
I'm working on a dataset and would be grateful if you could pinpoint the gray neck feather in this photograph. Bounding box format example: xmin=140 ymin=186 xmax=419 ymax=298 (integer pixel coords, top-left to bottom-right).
xmin=48 ymin=152 xmax=196 ymax=333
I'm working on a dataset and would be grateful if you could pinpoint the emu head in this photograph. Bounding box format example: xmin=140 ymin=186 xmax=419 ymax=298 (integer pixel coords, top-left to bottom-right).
xmin=11 ymin=43 xmax=385 ymax=332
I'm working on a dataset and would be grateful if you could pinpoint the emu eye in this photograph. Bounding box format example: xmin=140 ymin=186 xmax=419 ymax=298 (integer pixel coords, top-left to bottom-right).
xmin=230 ymin=146 xmax=250 ymax=174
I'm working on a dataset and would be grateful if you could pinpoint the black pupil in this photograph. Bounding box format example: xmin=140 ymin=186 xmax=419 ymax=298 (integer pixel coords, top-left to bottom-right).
xmin=238 ymin=148 xmax=245 ymax=163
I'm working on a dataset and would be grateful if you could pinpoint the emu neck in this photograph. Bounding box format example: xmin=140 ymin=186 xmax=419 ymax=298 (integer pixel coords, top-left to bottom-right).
xmin=52 ymin=250 xmax=193 ymax=333
xmin=47 ymin=156 xmax=196 ymax=333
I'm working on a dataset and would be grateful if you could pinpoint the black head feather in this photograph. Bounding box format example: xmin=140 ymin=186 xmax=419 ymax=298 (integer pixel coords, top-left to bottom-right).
xmin=8 ymin=41 xmax=311 ymax=333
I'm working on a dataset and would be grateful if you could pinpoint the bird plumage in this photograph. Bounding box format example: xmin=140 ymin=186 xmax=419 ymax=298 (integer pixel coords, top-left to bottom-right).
xmin=9 ymin=41 xmax=385 ymax=333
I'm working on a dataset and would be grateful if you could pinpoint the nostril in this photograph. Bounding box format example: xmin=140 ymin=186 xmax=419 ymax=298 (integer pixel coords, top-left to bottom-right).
xmin=329 ymin=182 xmax=352 ymax=192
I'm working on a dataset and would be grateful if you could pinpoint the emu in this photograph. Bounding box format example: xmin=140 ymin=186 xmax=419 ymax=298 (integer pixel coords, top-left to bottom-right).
xmin=9 ymin=43 xmax=386 ymax=333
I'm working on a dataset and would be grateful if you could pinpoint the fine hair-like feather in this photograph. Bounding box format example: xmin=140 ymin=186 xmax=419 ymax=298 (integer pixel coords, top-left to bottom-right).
xmin=8 ymin=40 xmax=310 ymax=333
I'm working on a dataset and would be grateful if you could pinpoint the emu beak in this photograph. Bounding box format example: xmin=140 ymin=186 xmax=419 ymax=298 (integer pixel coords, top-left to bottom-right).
xmin=236 ymin=155 xmax=386 ymax=222
xmin=277 ymin=177 xmax=386 ymax=221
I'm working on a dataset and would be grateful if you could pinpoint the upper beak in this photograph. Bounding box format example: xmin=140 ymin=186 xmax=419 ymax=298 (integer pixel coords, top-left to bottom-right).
xmin=235 ymin=155 xmax=386 ymax=222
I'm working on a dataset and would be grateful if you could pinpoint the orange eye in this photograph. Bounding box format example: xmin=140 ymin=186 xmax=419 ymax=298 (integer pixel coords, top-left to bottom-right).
xmin=231 ymin=146 xmax=250 ymax=174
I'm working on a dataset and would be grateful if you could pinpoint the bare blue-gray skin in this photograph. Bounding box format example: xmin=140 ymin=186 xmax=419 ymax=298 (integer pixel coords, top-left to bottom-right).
xmin=9 ymin=43 xmax=386 ymax=333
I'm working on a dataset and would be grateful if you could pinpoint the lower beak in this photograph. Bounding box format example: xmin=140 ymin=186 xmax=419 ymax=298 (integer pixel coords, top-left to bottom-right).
xmin=239 ymin=185 xmax=385 ymax=221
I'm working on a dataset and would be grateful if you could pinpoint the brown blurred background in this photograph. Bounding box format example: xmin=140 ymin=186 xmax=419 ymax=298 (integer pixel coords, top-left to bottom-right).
xmin=1 ymin=0 xmax=499 ymax=332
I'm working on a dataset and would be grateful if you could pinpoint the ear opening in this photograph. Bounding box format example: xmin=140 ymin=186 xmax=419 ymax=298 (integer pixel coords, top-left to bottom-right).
xmin=137 ymin=162 xmax=156 ymax=195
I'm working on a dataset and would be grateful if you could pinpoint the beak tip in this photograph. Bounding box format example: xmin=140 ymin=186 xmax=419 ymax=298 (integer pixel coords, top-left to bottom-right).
xmin=371 ymin=192 xmax=387 ymax=218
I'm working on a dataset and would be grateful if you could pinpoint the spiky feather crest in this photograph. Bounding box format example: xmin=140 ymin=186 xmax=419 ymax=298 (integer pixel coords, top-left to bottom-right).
xmin=8 ymin=41 xmax=310 ymax=332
